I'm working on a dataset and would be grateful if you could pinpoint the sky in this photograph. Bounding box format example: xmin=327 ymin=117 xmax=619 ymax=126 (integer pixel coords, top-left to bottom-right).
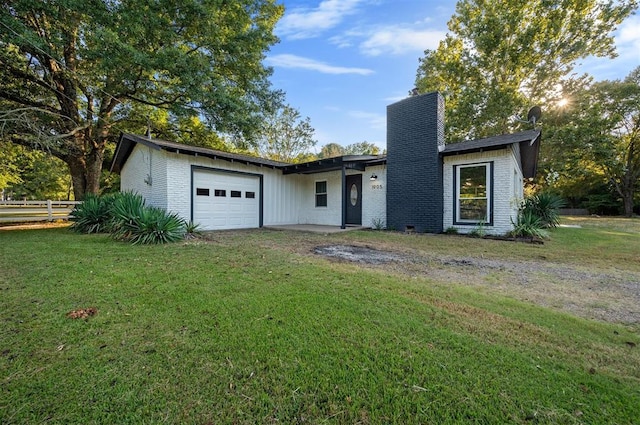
xmin=266 ymin=0 xmax=640 ymax=151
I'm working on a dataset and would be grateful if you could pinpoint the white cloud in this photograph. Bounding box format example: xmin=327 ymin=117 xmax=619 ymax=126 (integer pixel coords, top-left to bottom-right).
xmin=266 ymin=54 xmax=374 ymax=75
xmin=616 ymin=15 xmax=640 ymax=59
xmin=348 ymin=110 xmax=386 ymax=130
xmin=278 ymin=0 xmax=365 ymax=40
xmin=359 ymin=26 xmax=446 ymax=56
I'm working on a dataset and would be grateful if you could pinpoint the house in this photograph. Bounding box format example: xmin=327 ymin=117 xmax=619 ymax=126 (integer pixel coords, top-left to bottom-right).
xmin=110 ymin=92 xmax=540 ymax=235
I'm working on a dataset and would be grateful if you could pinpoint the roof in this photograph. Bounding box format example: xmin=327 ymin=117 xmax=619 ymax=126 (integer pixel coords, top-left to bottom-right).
xmin=281 ymin=155 xmax=386 ymax=175
xmin=110 ymin=133 xmax=288 ymax=173
xmin=111 ymin=129 xmax=540 ymax=178
xmin=442 ymin=129 xmax=541 ymax=178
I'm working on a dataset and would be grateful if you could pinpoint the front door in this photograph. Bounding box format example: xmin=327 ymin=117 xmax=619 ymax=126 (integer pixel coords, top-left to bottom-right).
xmin=345 ymin=174 xmax=362 ymax=225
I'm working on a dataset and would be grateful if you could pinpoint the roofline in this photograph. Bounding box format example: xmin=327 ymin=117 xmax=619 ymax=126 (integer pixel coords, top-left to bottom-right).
xmin=110 ymin=133 xmax=289 ymax=173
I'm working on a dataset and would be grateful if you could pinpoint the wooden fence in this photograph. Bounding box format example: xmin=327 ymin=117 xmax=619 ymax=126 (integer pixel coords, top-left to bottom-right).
xmin=0 ymin=200 xmax=81 ymax=223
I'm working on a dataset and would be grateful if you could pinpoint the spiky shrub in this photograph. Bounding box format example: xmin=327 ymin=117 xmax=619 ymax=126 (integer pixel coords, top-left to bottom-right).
xmin=108 ymin=192 xmax=147 ymax=241
xmin=69 ymin=194 xmax=112 ymax=234
xmin=524 ymin=192 xmax=565 ymax=228
xmin=510 ymin=208 xmax=549 ymax=239
xmin=184 ymin=221 xmax=203 ymax=240
xmin=108 ymin=192 xmax=186 ymax=244
xmin=123 ymin=206 xmax=187 ymax=245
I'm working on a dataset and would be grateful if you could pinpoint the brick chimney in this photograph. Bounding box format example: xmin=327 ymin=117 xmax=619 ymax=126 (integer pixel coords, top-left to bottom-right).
xmin=386 ymin=92 xmax=445 ymax=233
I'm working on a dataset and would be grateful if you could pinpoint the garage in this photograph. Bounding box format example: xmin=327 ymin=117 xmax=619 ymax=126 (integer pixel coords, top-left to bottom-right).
xmin=192 ymin=168 xmax=261 ymax=230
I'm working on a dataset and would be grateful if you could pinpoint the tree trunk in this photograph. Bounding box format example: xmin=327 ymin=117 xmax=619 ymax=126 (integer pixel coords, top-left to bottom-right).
xmin=622 ymin=189 xmax=634 ymax=217
xmin=66 ymin=146 xmax=105 ymax=201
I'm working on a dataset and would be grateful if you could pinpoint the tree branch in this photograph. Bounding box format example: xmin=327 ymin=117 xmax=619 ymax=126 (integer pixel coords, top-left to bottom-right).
xmin=0 ymin=89 xmax=59 ymax=114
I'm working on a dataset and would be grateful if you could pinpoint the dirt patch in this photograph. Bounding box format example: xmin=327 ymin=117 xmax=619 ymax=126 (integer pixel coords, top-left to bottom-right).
xmin=313 ymin=244 xmax=640 ymax=325
xmin=313 ymin=245 xmax=405 ymax=264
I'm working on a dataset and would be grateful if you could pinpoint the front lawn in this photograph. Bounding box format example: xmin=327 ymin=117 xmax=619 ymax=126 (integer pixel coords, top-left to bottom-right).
xmin=1 ymin=219 xmax=639 ymax=424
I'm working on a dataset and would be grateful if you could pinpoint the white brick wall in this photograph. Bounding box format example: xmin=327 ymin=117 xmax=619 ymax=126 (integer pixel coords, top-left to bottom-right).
xmin=443 ymin=146 xmax=523 ymax=235
xmin=121 ymin=144 xmax=526 ymax=234
xmin=120 ymin=145 xmax=153 ymax=201
xmin=362 ymin=165 xmax=387 ymax=228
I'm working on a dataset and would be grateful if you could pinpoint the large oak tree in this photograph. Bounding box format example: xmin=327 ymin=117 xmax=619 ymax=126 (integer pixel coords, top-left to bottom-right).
xmin=415 ymin=0 xmax=637 ymax=142
xmin=0 ymin=0 xmax=283 ymax=199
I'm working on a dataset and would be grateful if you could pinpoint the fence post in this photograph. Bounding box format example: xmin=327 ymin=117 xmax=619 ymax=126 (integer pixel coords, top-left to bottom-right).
xmin=47 ymin=200 xmax=53 ymax=221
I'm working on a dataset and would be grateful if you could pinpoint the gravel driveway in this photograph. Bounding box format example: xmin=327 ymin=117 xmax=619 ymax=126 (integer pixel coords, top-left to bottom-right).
xmin=314 ymin=244 xmax=640 ymax=325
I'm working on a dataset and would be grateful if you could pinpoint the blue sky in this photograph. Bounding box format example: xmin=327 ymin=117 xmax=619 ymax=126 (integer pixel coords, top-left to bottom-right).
xmin=266 ymin=0 xmax=640 ymax=150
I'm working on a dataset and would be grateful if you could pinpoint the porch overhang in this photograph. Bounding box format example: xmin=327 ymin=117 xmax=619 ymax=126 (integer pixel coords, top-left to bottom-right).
xmin=281 ymin=155 xmax=386 ymax=175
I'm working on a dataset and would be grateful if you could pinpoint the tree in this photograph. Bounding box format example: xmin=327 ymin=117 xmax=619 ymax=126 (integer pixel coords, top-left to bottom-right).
xmin=342 ymin=141 xmax=380 ymax=155
xmin=254 ymin=104 xmax=316 ymax=163
xmin=0 ymin=142 xmax=71 ymax=200
xmin=543 ymin=68 xmax=640 ymax=217
xmin=415 ymin=0 xmax=637 ymax=142
xmin=0 ymin=0 xmax=283 ymax=199
xmin=317 ymin=141 xmax=381 ymax=158
xmin=318 ymin=143 xmax=345 ymax=159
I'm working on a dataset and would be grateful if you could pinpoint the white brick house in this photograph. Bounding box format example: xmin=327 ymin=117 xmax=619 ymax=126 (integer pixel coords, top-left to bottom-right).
xmin=111 ymin=93 xmax=540 ymax=235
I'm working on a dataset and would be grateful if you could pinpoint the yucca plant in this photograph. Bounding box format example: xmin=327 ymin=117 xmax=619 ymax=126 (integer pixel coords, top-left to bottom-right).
xmin=184 ymin=221 xmax=203 ymax=240
xmin=125 ymin=206 xmax=186 ymax=245
xmin=69 ymin=194 xmax=112 ymax=234
xmin=524 ymin=192 xmax=565 ymax=228
xmin=510 ymin=208 xmax=549 ymax=239
xmin=108 ymin=192 xmax=147 ymax=241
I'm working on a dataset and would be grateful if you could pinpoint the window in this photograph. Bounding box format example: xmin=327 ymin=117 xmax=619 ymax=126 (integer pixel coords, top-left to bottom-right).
xmin=245 ymin=191 xmax=255 ymax=199
xmin=315 ymin=181 xmax=327 ymax=207
xmin=214 ymin=189 xmax=226 ymax=197
xmin=455 ymin=163 xmax=492 ymax=224
xmin=230 ymin=190 xmax=241 ymax=198
xmin=196 ymin=188 xmax=209 ymax=196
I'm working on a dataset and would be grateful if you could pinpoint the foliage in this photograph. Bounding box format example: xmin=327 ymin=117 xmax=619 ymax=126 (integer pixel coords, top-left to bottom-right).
xmin=69 ymin=193 xmax=113 ymax=234
xmin=415 ymin=0 xmax=637 ymax=142
xmin=371 ymin=217 xmax=385 ymax=230
xmin=510 ymin=208 xmax=549 ymax=239
xmin=469 ymin=219 xmax=487 ymax=237
xmin=253 ymin=104 xmax=317 ymax=163
xmin=524 ymin=192 xmax=565 ymax=228
xmin=71 ymin=191 xmax=187 ymax=244
xmin=444 ymin=226 xmax=459 ymax=234
xmin=116 ymin=206 xmax=186 ymax=245
xmin=317 ymin=141 xmax=381 ymax=158
xmin=0 ymin=142 xmax=21 ymax=195
xmin=0 ymin=143 xmax=70 ymax=200
xmin=509 ymin=192 xmax=562 ymax=238
xmin=184 ymin=220 xmax=203 ymax=240
xmin=542 ymin=67 xmax=640 ymax=217
xmin=0 ymin=0 xmax=284 ymax=199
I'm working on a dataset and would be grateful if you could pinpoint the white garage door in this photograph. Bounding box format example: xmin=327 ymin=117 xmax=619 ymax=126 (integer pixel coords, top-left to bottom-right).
xmin=193 ymin=169 xmax=260 ymax=230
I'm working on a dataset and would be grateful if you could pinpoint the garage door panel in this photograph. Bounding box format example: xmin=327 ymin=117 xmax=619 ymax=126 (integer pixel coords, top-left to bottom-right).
xmin=193 ymin=170 xmax=260 ymax=230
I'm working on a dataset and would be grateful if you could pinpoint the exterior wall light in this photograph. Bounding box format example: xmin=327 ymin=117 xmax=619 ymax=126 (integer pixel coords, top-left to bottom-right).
xmin=370 ymin=174 xmax=378 ymax=181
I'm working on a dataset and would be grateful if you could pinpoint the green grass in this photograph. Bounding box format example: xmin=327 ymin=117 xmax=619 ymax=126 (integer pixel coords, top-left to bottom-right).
xmin=1 ymin=218 xmax=639 ymax=424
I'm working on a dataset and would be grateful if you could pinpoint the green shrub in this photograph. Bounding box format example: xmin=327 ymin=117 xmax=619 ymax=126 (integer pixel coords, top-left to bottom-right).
xmin=184 ymin=221 xmax=203 ymax=240
xmin=109 ymin=192 xmax=186 ymax=244
xmin=109 ymin=191 xmax=147 ymax=240
xmin=510 ymin=208 xmax=549 ymax=239
xmin=122 ymin=206 xmax=186 ymax=245
xmin=524 ymin=192 xmax=565 ymax=228
xmin=71 ymin=191 xmax=188 ymax=244
xmin=371 ymin=217 xmax=386 ymax=230
xmin=69 ymin=194 xmax=112 ymax=234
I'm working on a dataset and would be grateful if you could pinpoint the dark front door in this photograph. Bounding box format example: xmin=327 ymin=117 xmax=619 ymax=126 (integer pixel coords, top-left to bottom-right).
xmin=345 ymin=174 xmax=362 ymax=225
